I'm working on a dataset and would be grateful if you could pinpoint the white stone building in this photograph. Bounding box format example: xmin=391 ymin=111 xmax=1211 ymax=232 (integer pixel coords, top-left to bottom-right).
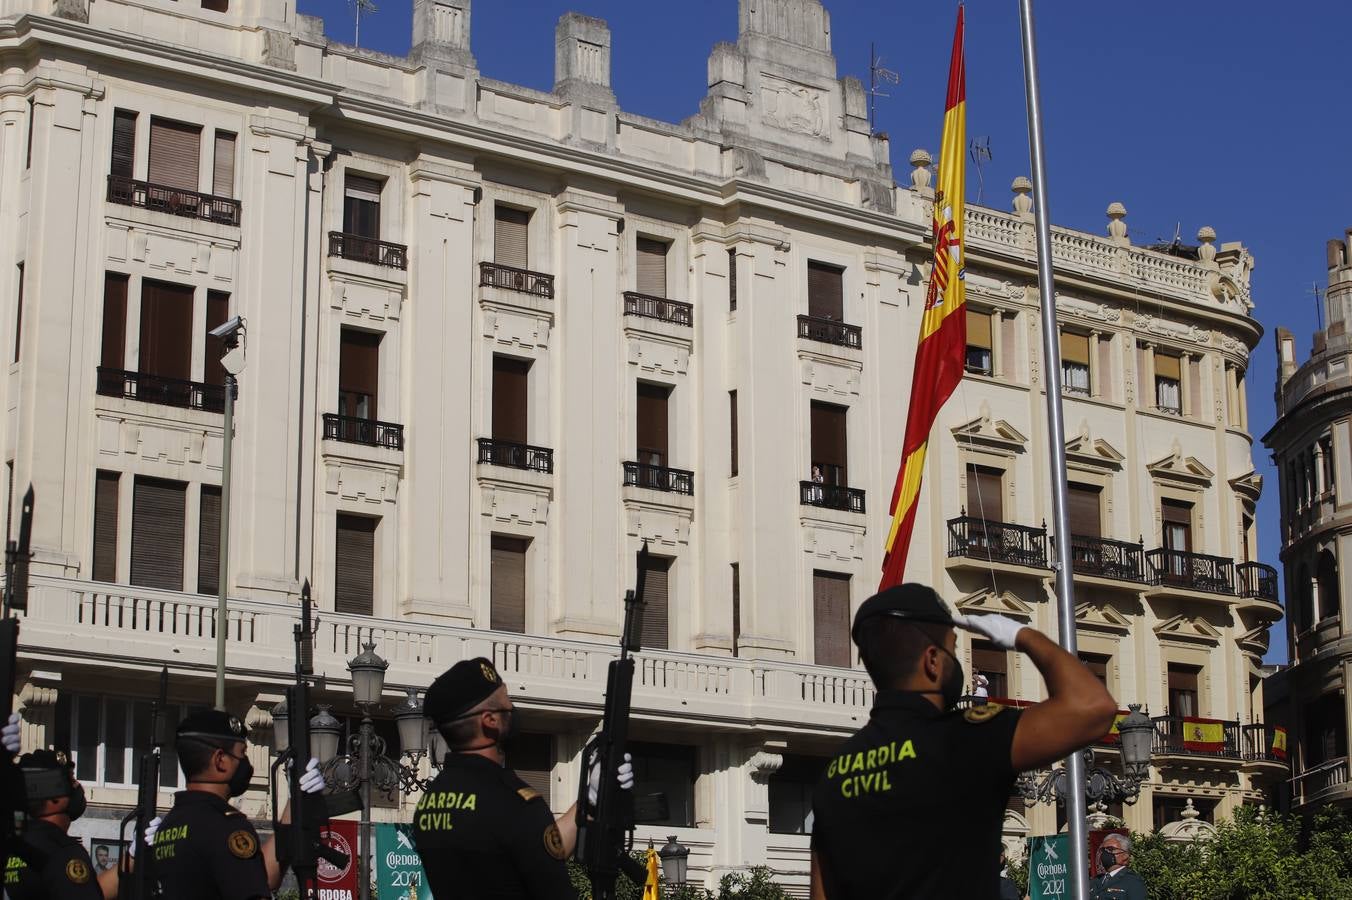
xmin=0 ymin=0 xmax=1285 ymax=888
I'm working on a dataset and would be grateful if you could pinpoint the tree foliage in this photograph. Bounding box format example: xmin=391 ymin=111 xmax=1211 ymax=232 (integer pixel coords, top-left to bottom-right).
xmin=568 ymin=858 xmax=792 ymax=900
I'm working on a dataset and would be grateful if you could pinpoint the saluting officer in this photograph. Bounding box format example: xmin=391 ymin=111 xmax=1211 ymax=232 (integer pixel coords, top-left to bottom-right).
xmin=809 ymin=584 xmax=1118 ymax=900
xmin=151 ymin=709 xmax=324 ymax=900
xmin=412 ymin=657 xmax=634 ymax=899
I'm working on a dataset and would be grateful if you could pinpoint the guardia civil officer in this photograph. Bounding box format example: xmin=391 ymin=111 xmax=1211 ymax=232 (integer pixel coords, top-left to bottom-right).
xmin=150 ymin=709 xmax=325 ymax=900
xmin=1089 ymin=834 xmax=1146 ymax=900
xmin=809 ymin=584 xmax=1117 ymax=900
xmin=412 ymin=657 xmax=635 ymax=899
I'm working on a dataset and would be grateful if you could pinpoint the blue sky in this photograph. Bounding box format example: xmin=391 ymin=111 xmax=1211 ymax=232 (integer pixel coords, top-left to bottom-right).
xmin=299 ymin=0 xmax=1352 ymax=663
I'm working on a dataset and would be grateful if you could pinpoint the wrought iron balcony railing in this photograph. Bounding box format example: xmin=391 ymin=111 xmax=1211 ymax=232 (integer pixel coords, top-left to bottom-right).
xmin=479 ymin=261 xmax=555 ymax=298
xmin=1290 ymin=757 xmax=1349 ymax=808
xmin=623 ymin=291 xmax=693 ymax=327
xmin=946 ymin=516 xmax=1048 ymax=569
xmin=106 ymin=174 xmax=241 ymax=227
xmin=1061 ymin=534 xmax=1147 ymax=583
xmin=1240 ymin=723 xmax=1289 ymax=764
xmin=476 ymin=438 xmax=553 ymax=474
xmin=323 ymin=413 xmax=404 ymax=451
xmin=1146 ymin=548 xmax=1235 ymax=595
xmin=1237 ymin=562 xmax=1279 ymax=603
xmin=797 ymin=314 xmax=862 ymax=349
xmin=328 ymin=231 xmax=407 ymax=270
xmin=800 ymin=481 xmax=865 ymax=514
xmin=1151 ymin=715 xmax=1242 ymax=759
xmin=623 ymin=461 xmax=694 ymax=495
xmin=97 ymin=367 xmax=224 ymax=413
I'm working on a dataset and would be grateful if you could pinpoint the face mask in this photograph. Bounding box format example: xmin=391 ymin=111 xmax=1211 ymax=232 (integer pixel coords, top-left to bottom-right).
xmin=939 ymin=648 xmax=964 ymax=709
xmin=226 ymin=753 xmax=254 ymax=797
xmin=64 ymin=783 xmax=87 ymax=821
xmin=1099 ymin=848 xmax=1118 ymax=871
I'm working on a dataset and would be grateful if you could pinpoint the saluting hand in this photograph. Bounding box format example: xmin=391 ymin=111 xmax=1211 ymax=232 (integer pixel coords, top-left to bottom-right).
xmin=953 ymin=613 xmax=1027 ymax=650
xmin=1 ymin=712 xmax=19 ymax=754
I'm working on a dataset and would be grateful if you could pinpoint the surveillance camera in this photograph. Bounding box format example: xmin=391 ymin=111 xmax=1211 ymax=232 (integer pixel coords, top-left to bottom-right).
xmin=209 ymin=315 xmax=244 ymax=342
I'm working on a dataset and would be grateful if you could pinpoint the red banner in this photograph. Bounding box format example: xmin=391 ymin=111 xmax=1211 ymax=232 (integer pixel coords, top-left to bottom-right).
xmin=317 ymin=819 xmax=359 ymax=900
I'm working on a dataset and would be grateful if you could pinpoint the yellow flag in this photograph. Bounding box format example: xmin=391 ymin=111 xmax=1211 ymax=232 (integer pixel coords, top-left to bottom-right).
xmin=642 ymin=847 xmax=661 ymax=900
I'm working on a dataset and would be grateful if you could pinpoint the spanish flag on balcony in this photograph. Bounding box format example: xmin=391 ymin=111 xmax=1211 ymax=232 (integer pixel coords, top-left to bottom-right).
xmin=1097 ymin=710 xmax=1131 ymax=744
xmin=1272 ymin=726 xmax=1288 ymax=760
xmin=1182 ymin=717 xmax=1226 ymax=752
xmin=880 ymin=6 xmax=967 ymax=589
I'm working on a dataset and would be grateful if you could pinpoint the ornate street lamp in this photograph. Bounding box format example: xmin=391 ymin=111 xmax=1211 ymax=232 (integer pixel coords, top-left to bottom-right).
xmin=658 ymin=835 xmax=690 ymax=886
xmin=349 ymin=642 xmax=390 ymax=706
xmin=270 ymin=699 xmax=289 ymax=754
xmin=393 ymin=688 xmax=427 ymax=760
xmin=310 ymin=705 xmax=342 ymax=765
xmin=1018 ymin=704 xmax=1154 ymax=808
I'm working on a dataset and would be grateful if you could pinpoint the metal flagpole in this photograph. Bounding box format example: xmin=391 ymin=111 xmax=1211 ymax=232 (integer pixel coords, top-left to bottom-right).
xmin=1016 ymin=2 xmax=1090 ymax=899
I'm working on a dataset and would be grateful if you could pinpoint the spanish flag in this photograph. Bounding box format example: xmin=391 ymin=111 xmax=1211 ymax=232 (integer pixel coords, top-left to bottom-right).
xmin=1272 ymin=726 xmax=1288 ymax=760
xmin=881 ymin=6 xmax=967 ymax=588
xmin=1098 ymin=710 xmax=1130 ymax=744
xmin=1181 ymin=717 xmax=1226 ymax=752
xmin=642 ymin=847 xmax=661 ymax=900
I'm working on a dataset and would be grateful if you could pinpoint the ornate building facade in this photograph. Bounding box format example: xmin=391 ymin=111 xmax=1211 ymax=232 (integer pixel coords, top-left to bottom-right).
xmin=0 ymin=0 xmax=1283 ymax=887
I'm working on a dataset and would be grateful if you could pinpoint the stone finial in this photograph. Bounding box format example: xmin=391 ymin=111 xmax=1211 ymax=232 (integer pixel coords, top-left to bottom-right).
xmin=1012 ymin=177 xmax=1033 ymax=217
xmin=909 ymin=149 xmax=932 ymax=191
xmin=1197 ymin=226 xmax=1218 ymax=268
xmin=412 ymin=0 xmax=474 ymax=65
xmin=1106 ymin=202 xmax=1128 ymax=244
xmin=554 ymin=13 xmax=614 ymax=101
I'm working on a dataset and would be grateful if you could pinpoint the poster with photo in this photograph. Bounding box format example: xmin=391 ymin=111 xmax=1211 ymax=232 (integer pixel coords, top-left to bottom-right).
xmin=88 ymin=839 xmax=128 ymax=874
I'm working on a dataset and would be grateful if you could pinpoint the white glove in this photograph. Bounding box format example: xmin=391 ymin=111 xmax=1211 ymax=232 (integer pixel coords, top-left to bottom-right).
xmin=954 ymin=613 xmax=1027 ymax=650
xmin=587 ymin=752 xmax=635 ymax=806
xmin=1 ymin=712 xmax=19 ymax=754
xmin=130 ymin=816 xmax=162 ymax=858
xmin=299 ymin=757 xmax=326 ymax=794
xmin=617 ymin=753 xmax=634 ymax=791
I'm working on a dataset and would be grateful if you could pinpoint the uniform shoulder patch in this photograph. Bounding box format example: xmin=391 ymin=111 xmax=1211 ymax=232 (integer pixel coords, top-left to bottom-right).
xmin=65 ymin=859 xmax=91 ymax=884
xmin=227 ymin=829 xmax=258 ymax=859
xmin=517 ymin=787 xmax=541 ymax=803
xmin=542 ymin=822 xmax=566 ymax=861
xmin=963 ymin=703 xmax=1005 ymax=724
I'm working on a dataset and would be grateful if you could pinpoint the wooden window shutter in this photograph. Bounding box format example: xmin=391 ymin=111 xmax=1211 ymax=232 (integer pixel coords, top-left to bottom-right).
xmin=1060 ymin=331 xmax=1090 ymax=365
xmin=204 ymin=291 xmax=229 ymax=387
xmin=494 ymin=205 xmax=530 ymax=269
xmin=93 ymin=471 xmax=120 ymax=583
xmin=812 ymin=571 xmax=850 ymax=667
xmin=1161 ymin=498 xmax=1191 ymax=525
xmin=729 ymin=390 xmax=738 ymax=477
xmin=111 ymin=110 xmax=137 ymax=179
xmin=13 ymin=264 xmax=23 ymax=364
xmin=138 ymin=280 xmax=193 ymax=380
xmin=1155 ymin=353 xmax=1181 ymax=381
xmin=490 ymin=535 xmax=528 ymax=633
xmin=807 ymin=261 xmax=843 ymax=320
xmin=338 ymin=328 xmax=381 ymax=420
xmin=102 ymin=273 xmax=128 ymax=370
xmin=1067 ymin=483 xmax=1102 ymax=537
xmin=1096 ymin=335 xmax=1113 ymax=400
xmin=1000 ymin=313 xmax=1017 ymax=375
xmin=731 ymin=563 xmax=740 ymax=658
xmin=148 ymin=118 xmax=201 ymax=192
xmin=810 ymin=402 xmax=848 ymax=484
xmin=130 ymin=477 xmax=186 ymax=590
xmin=1079 ymin=653 xmax=1110 ymax=686
xmin=334 ymin=514 xmax=376 ymax=616
xmin=636 ymin=238 xmax=669 ymax=298
xmin=491 ymin=356 xmax=530 ymax=444
xmin=1187 ymin=357 xmax=1202 ymax=415
xmin=966 ymin=464 xmax=1003 ymax=521
xmin=966 ymin=309 xmax=993 ymax=350
xmin=639 ymin=555 xmax=670 ymax=650
xmin=728 ymin=248 xmax=737 ymax=311
xmin=511 ymin=733 xmax=554 ymax=799
xmin=636 ymin=383 xmax=670 ymax=463
xmin=343 ymin=174 xmax=383 ymax=238
xmin=212 ymin=131 xmax=236 ymax=198
xmin=197 ymin=485 xmax=221 ymax=595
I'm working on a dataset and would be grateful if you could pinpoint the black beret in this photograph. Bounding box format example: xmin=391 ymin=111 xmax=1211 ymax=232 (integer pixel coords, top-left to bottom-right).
xmin=176 ymin=708 xmax=248 ymax=743
xmin=852 ymin=583 xmax=957 ymax=645
xmin=19 ymin=749 xmax=73 ymax=800
xmin=424 ymin=657 xmax=503 ymax=725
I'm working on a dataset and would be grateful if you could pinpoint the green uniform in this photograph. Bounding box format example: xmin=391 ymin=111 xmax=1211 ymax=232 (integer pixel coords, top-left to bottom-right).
xmin=1090 ymin=867 xmax=1147 ymax=900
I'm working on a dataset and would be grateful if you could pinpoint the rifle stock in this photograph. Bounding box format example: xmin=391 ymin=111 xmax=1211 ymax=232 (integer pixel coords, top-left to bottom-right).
xmin=119 ymin=666 xmax=167 ymax=899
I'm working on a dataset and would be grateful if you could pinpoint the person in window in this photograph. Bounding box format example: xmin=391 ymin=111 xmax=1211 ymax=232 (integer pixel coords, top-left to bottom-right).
xmin=972 ymin=672 xmax=990 ymax=700
xmin=811 ymin=465 xmax=825 ymax=503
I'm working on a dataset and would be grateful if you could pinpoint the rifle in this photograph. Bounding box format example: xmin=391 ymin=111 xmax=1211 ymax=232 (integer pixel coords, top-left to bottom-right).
xmin=119 ymin=666 xmax=167 ymax=899
xmin=271 ymin=582 xmax=360 ymax=898
xmin=576 ymin=541 xmax=662 ymax=900
xmin=1 ymin=487 xmax=34 ymax=866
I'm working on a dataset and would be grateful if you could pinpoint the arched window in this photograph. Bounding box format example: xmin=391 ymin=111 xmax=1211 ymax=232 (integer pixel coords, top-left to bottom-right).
xmin=1296 ymin=563 xmax=1313 ymax=631
xmin=1316 ymin=550 xmax=1340 ymax=622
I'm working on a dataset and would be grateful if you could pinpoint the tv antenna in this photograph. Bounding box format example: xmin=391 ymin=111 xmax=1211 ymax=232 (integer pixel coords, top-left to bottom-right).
xmin=868 ymin=43 xmax=900 ymax=134
xmin=1308 ymin=281 xmax=1326 ymax=331
xmin=351 ymin=0 xmax=378 ymax=48
xmin=968 ymin=137 xmax=992 ymax=204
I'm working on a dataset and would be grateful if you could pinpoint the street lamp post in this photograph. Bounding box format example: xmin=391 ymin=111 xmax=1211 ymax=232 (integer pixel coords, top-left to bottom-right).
xmin=210 ymin=316 xmax=245 ymax=711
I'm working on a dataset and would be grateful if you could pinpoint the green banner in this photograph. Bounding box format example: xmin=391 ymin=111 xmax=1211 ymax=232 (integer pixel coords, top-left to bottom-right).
xmin=374 ymin=823 xmax=432 ymax=900
xmin=1026 ymin=834 xmax=1072 ymax=899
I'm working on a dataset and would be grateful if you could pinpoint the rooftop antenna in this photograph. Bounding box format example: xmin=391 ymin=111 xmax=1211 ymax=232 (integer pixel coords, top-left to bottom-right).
xmin=351 ymin=0 xmax=377 ymax=48
xmin=1308 ymin=281 xmax=1325 ymax=331
xmin=968 ymin=136 xmax=992 ymax=204
xmin=868 ymin=43 xmax=900 ymax=134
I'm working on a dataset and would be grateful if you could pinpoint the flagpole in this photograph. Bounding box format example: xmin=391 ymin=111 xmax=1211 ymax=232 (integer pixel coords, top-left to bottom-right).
xmin=1016 ymin=2 xmax=1090 ymax=899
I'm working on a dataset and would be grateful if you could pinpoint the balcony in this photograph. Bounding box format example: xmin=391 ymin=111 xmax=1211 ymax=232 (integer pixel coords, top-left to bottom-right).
xmin=797 ymin=314 xmax=861 ymax=350
xmin=97 ymin=367 xmax=224 ymax=413
xmin=800 ymin=481 xmax=865 ymax=514
xmin=1146 ymin=548 xmax=1235 ymax=596
xmin=1063 ymin=535 xmax=1148 ymax=584
xmin=1237 ymin=562 xmax=1279 ymax=603
xmin=476 ymin=438 xmax=553 ymax=474
xmin=1151 ymin=715 xmax=1242 ymax=760
xmin=1291 ymin=757 xmax=1350 ymax=809
xmin=947 ymin=516 xmax=1049 ymax=569
xmin=106 ymin=174 xmax=240 ymax=227
xmin=322 ymin=413 xmax=404 ymax=451
xmin=328 ymin=232 xmax=407 ymax=270
xmin=623 ymin=291 xmax=693 ymax=327
xmin=479 ymin=261 xmax=554 ymax=299
xmin=623 ymin=461 xmax=694 ymax=495
xmin=1240 ymin=723 xmax=1289 ymax=766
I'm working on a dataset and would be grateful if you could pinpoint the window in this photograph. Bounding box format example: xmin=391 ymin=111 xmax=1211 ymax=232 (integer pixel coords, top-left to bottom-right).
xmin=212 ymin=131 xmax=236 ymax=198
xmin=965 ymin=464 xmax=1002 ymax=522
xmin=148 ymin=118 xmax=202 ymax=191
xmin=25 ymin=97 xmax=35 ymax=170
xmin=966 ymin=308 xmax=993 ymax=375
xmin=728 ymin=248 xmax=737 ymax=311
xmin=971 ymin=640 xmax=1008 ymax=698
xmin=731 ymin=563 xmax=741 ymax=658
xmin=111 ymin=109 xmax=137 ymax=178
xmin=1167 ymin=663 xmax=1200 ymax=717
xmin=339 ymin=328 xmax=381 ymax=420
xmin=492 ymin=355 xmax=530 ymax=445
xmin=1155 ymin=353 xmax=1182 ymax=414
xmin=629 ymin=742 xmax=695 ymax=827
xmin=139 ymin=280 xmax=194 ymax=381
xmin=101 ymin=273 xmax=128 ymax=370
xmin=93 ymin=471 xmax=120 ymax=583
xmin=1304 ymin=693 xmax=1348 ymax=765
xmin=729 ymin=390 xmax=738 ymax=477
xmin=769 ymin=755 xmax=826 ymax=835
xmin=335 ymin=514 xmax=377 ymax=616
xmin=636 ymin=382 xmax=671 ymax=469
xmin=636 ymin=237 xmax=669 ymax=298
xmin=812 ymin=570 xmax=850 ymax=667
xmin=511 ymin=733 xmax=554 ymax=801
xmin=494 ymin=205 xmax=530 ymax=269
xmin=807 ymin=261 xmax=843 ymax=320
xmin=201 ymin=0 xmax=229 ymax=11
xmin=13 ymin=263 xmax=23 ymax=363
xmin=1060 ymin=331 xmax=1090 ymax=396
xmin=198 ymin=485 xmax=220 ymax=595
xmin=204 ymin=291 xmax=229 ymax=387
xmin=53 ymin=694 xmax=184 ymax=788
xmin=343 ymin=174 xmax=382 ymax=239
xmin=1316 ymin=550 xmax=1339 ymax=622
xmin=638 ymin=553 xmax=671 ymax=650
xmin=490 ymin=535 xmax=528 ymax=633
xmin=1067 ymin=483 xmax=1102 ymax=538
xmin=810 ymin=401 xmax=847 ymax=487
xmin=1161 ymin=499 xmax=1192 ymax=553
xmin=1079 ymin=653 xmax=1110 ymax=689
xmin=130 ymin=476 xmax=186 ymax=590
